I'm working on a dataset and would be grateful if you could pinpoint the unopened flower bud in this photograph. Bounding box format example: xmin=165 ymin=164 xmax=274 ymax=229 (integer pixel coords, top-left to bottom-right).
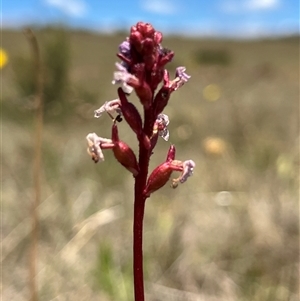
xmin=154 ymin=31 xmax=163 ymax=44
xmin=142 ymin=38 xmax=156 ymax=69
xmin=144 ymin=158 xmax=195 ymax=197
xmin=142 ymin=38 xmax=154 ymax=55
xmin=135 ymin=83 xmax=153 ymax=109
xmin=166 ymin=144 xmax=176 ymax=162
xmin=131 ymin=63 xmax=153 ymax=108
xmin=130 ymin=31 xmax=143 ymax=52
xmin=143 ymin=162 xmax=174 ymax=197
xmin=118 ymin=88 xmax=143 ymax=135
xmin=158 ymin=49 xmax=174 ymax=68
xmin=112 ymin=123 xmax=139 ymax=176
xmin=153 ymin=86 xmax=171 ymax=116
xmin=150 ymin=67 xmax=164 ymax=91
xmin=139 ymin=22 xmax=155 ymax=38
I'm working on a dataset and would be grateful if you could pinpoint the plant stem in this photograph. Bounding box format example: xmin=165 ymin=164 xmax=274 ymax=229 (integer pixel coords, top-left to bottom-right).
xmin=133 ymin=109 xmax=153 ymax=301
xmin=133 ymin=147 xmax=148 ymax=301
xmin=133 ymin=195 xmax=146 ymax=301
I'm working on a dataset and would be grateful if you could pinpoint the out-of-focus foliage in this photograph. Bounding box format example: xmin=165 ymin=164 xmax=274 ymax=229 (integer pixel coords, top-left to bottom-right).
xmin=12 ymin=27 xmax=99 ymax=121
xmin=43 ymin=28 xmax=70 ymax=111
xmin=193 ymin=48 xmax=231 ymax=66
xmin=13 ymin=55 xmax=35 ymax=99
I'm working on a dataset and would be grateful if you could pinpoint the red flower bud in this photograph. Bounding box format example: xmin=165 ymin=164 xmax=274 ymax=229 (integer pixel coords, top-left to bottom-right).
xmin=143 ymin=162 xmax=173 ymax=197
xmin=142 ymin=38 xmax=154 ymax=55
xmin=166 ymin=145 xmax=176 ymax=161
xmin=158 ymin=50 xmax=174 ymax=68
xmin=130 ymin=25 xmax=137 ymax=34
xmin=144 ymin=158 xmax=186 ymax=197
xmin=154 ymin=31 xmax=163 ymax=44
xmin=117 ymin=88 xmax=142 ymax=136
xmin=130 ymin=63 xmax=153 ymax=108
xmin=135 ymin=83 xmax=153 ymax=109
xmin=136 ymin=22 xmax=144 ymax=33
xmin=142 ymin=38 xmax=156 ymax=70
xmin=137 ymin=22 xmax=155 ymax=38
xmin=150 ymin=67 xmax=164 ymax=91
xmin=153 ymin=85 xmax=171 ymax=116
xmin=112 ymin=123 xmax=139 ymax=176
xmin=130 ymin=31 xmax=143 ymax=52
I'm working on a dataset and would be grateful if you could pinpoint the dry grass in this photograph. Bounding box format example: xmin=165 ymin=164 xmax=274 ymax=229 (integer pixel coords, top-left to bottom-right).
xmin=2 ymin=28 xmax=299 ymax=300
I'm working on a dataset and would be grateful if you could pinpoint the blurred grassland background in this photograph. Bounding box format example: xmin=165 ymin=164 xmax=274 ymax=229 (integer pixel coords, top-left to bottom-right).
xmin=2 ymin=27 xmax=299 ymax=301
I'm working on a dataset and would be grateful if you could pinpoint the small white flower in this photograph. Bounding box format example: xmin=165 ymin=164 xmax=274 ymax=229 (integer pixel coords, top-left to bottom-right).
xmin=121 ymin=83 xmax=134 ymax=94
xmin=119 ymin=40 xmax=131 ymax=58
xmin=156 ymin=114 xmax=170 ymax=141
xmin=179 ymin=160 xmax=195 ymax=183
xmin=169 ymin=66 xmax=191 ymax=91
xmin=176 ymin=66 xmax=191 ymax=83
xmin=112 ymin=62 xmax=138 ymax=93
xmin=112 ymin=63 xmax=131 ymax=84
xmin=86 ymin=133 xmax=114 ymax=163
xmin=94 ymin=99 xmax=121 ymax=118
xmin=170 ymin=159 xmax=195 ymax=188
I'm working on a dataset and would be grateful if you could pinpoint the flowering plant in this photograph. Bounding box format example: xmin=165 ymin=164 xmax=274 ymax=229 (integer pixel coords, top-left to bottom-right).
xmin=86 ymin=22 xmax=195 ymax=301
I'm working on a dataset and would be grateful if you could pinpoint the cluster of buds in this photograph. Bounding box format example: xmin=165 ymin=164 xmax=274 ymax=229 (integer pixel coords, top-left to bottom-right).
xmin=86 ymin=22 xmax=195 ymax=197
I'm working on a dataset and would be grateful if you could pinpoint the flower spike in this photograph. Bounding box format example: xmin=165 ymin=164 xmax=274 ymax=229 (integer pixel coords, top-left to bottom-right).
xmin=85 ymin=22 xmax=195 ymax=301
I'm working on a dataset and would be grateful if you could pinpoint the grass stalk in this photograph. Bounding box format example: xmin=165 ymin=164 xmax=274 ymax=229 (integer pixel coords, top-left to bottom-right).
xmin=24 ymin=28 xmax=44 ymax=301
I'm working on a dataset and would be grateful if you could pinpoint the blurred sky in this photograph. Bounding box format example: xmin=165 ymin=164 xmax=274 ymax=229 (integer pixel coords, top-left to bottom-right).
xmin=2 ymin=0 xmax=299 ymax=38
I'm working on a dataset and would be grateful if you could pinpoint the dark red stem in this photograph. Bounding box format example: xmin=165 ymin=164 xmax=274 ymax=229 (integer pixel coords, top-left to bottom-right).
xmin=133 ymin=191 xmax=146 ymax=301
xmin=133 ymin=109 xmax=154 ymax=301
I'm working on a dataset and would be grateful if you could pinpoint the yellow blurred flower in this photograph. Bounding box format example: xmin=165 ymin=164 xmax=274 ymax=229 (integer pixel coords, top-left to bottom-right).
xmin=0 ymin=48 xmax=9 ymax=68
xmin=276 ymin=155 xmax=294 ymax=179
xmin=175 ymin=124 xmax=192 ymax=140
xmin=203 ymin=137 xmax=227 ymax=157
xmin=203 ymin=84 xmax=221 ymax=101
